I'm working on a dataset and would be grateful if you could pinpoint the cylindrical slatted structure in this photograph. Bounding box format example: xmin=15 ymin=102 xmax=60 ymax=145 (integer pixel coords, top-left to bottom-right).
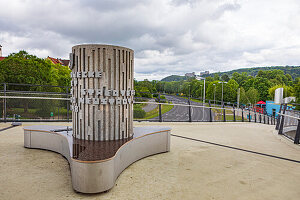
xmin=69 ymin=44 xmax=134 ymax=141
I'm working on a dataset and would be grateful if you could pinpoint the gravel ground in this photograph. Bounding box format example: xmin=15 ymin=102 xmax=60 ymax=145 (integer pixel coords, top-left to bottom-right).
xmin=0 ymin=122 xmax=300 ymax=200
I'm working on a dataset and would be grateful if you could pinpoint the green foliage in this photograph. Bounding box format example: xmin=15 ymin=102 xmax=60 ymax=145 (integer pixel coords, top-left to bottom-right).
xmin=161 ymin=75 xmax=187 ymax=82
xmin=137 ymin=87 xmax=153 ymax=98
xmin=134 ymin=66 xmax=298 ymax=106
xmin=0 ymin=51 xmax=71 ymax=90
xmin=253 ymin=77 xmax=272 ymax=101
xmin=232 ymin=72 xmax=248 ymax=86
xmin=202 ymin=66 xmax=300 ymax=79
xmin=133 ymin=104 xmax=146 ymax=118
xmin=205 ymin=76 xmax=214 ymax=82
xmin=0 ymin=51 xmax=71 ymax=115
xmin=268 ymin=85 xmax=294 ymax=100
xmin=213 ymin=74 xmax=220 ymax=81
xmin=239 ymin=87 xmax=248 ymax=105
xmin=246 ymin=88 xmax=259 ymax=105
xmin=294 ymin=80 xmax=300 ymax=110
xmin=221 ymin=74 xmax=230 ymax=82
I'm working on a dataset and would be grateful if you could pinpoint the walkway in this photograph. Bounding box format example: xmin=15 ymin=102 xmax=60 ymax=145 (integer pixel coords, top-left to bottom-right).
xmin=0 ymin=122 xmax=299 ymax=199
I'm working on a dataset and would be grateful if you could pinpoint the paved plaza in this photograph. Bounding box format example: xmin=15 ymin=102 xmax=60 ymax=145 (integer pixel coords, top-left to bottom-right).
xmin=0 ymin=122 xmax=300 ymax=200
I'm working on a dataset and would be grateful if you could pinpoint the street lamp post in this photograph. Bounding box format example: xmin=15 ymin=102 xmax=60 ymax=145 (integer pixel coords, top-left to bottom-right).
xmin=196 ymin=76 xmax=205 ymax=104
xmin=213 ymin=84 xmax=216 ymax=106
xmin=200 ymin=85 xmax=203 ymax=105
xmin=218 ymin=81 xmax=227 ymax=105
xmin=188 ymin=84 xmax=192 ymax=122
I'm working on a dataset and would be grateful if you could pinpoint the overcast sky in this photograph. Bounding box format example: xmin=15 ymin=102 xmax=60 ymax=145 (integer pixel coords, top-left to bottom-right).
xmin=0 ymin=0 xmax=300 ymax=80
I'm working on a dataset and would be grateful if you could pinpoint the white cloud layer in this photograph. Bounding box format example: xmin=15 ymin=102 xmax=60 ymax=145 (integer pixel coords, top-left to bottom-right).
xmin=0 ymin=0 xmax=300 ymax=80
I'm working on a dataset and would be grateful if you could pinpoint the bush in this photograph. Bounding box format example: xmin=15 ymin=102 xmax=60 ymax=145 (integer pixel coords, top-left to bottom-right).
xmin=133 ymin=106 xmax=146 ymax=118
xmin=155 ymin=95 xmax=167 ymax=103
xmin=160 ymin=95 xmax=166 ymax=99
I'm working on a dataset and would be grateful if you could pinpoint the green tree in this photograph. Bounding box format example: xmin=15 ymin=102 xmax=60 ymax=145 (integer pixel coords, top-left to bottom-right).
xmin=221 ymin=74 xmax=230 ymax=82
xmin=137 ymin=87 xmax=153 ymax=98
xmin=205 ymin=76 xmax=214 ymax=82
xmin=232 ymin=72 xmax=248 ymax=86
xmin=213 ymin=74 xmax=220 ymax=81
xmin=294 ymin=80 xmax=300 ymax=110
xmin=253 ymin=77 xmax=272 ymax=101
xmin=242 ymin=77 xmax=255 ymax=91
xmin=246 ymin=88 xmax=259 ymax=105
xmin=268 ymin=85 xmax=294 ymax=100
xmin=0 ymin=51 xmax=71 ymax=114
xmin=239 ymin=87 xmax=248 ymax=105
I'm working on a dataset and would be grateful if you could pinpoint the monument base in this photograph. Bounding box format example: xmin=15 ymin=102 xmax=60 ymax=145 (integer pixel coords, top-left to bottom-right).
xmin=23 ymin=125 xmax=171 ymax=193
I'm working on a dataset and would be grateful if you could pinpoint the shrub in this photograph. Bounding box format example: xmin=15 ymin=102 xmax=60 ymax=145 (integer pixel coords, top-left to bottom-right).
xmin=133 ymin=106 xmax=146 ymax=118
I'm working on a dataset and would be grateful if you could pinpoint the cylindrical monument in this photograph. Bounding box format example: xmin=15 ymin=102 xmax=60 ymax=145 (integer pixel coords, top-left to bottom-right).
xmin=69 ymin=44 xmax=134 ymax=141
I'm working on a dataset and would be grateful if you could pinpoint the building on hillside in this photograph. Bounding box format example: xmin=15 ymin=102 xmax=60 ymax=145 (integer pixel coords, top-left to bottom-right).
xmin=185 ymin=72 xmax=195 ymax=77
xmin=0 ymin=45 xmax=6 ymax=61
xmin=47 ymin=56 xmax=70 ymax=66
xmin=199 ymin=71 xmax=209 ymax=76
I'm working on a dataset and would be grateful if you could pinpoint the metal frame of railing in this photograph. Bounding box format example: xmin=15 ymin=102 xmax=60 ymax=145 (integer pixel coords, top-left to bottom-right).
xmin=0 ymin=83 xmax=296 ymax=128
xmin=0 ymin=94 xmax=277 ymax=124
xmin=276 ymin=103 xmax=300 ymax=144
xmin=0 ymin=83 xmax=71 ymax=122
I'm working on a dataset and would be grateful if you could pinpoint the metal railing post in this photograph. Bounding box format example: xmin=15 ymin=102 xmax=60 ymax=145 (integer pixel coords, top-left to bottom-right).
xmin=263 ymin=114 xmax=266 ymax=124
xmin=209 ymin=100 xmax=212 ymax=122
xmin=158 ymin=94 xmax=162 ymax=122
xmin=241 ymin=108 xmax=244 ymax=122
xmin=294 ymin=119 xmax=300 ymax=144
xmin=275 ymin=104 xmax=283 ymax=130
xmin=259 ymin=114 xmax=261 ymax=123
xmin=188 ymin=97 xmax=192 ymax=122
xmin=278 ymin=104 xmax=287 ymax=135
xmin=3 ymin=83 xmax=6 ymax=123
xmin=248 ymin=108 xmax=251 ymax=122
xmin=223 ymin=103 xmax=226 ymax=122
xmin=267 ymin=116 xmax=269 ymax=124
xmin=270 ymin=116 xmax=272 ymax=125
xmin=233 ymin=106 xmax=236 ymax=122
xmin=254 ymin=111 xmax=257 ymax=123
xmin=66 ymin=87 xmax=69 ymax=122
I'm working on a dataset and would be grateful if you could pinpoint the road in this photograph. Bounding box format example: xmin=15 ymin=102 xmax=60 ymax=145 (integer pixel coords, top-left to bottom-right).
xmin=153 ymin=95 xmax=212 ymax=122
xmin=142 ymin=99 xmax=157 ymax=112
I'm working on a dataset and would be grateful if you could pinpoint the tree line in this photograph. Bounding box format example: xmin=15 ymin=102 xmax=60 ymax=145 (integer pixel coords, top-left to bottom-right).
xmin=135 ymin=70 xmax=300 ymax=108
xmin=0 ymin=51 xmax=71 ymax=118
xmin=0 ymin=51 xmax=299 ymax=112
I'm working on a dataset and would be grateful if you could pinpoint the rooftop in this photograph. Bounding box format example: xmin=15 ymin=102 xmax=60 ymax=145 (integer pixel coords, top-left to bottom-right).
xmin=47 ymin=56 xmax=70 ymax=66
xmin=0 ymin=122 xmax=299 ymax=199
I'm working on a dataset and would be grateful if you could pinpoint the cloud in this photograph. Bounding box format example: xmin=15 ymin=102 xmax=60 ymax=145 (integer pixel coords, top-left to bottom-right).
xmin=0 ymin=0 xmax=300 ymax=80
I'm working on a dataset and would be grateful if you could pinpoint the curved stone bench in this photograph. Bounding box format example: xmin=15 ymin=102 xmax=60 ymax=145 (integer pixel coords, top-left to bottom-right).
xmin=24 ymin=125 xmax=170 ymax=193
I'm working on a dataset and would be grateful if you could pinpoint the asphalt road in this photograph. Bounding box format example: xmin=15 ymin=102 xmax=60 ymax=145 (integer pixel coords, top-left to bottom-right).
xmin=142 ymin=99 xmax=157 ymax=112
xmin=153 ymin=95 xmax=212 ymax=122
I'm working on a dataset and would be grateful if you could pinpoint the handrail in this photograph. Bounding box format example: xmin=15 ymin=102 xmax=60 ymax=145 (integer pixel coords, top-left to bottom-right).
xmin=135 ymin=101 xmax=275 ymax=116
xmin=0 ymin=96 xmax=70 ymax=100
xmin=276 ymin=112 xmax=300 ymax=120
xmin=0 ymin=95 xmax=278 ymax=116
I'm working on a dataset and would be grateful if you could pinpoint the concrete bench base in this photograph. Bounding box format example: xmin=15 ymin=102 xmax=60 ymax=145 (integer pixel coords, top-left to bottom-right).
xmin=24 ymin=125 xmax=171 ymax=193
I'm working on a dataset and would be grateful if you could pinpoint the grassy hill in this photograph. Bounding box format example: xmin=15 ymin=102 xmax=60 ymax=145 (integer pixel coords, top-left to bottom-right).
xmin=202 ymin=66 xmax=300 ymax=79
xmin=161 ymin=66 xmax=300 ymax=81
xmin=161 ymin=75 xmax=187 ymax=82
